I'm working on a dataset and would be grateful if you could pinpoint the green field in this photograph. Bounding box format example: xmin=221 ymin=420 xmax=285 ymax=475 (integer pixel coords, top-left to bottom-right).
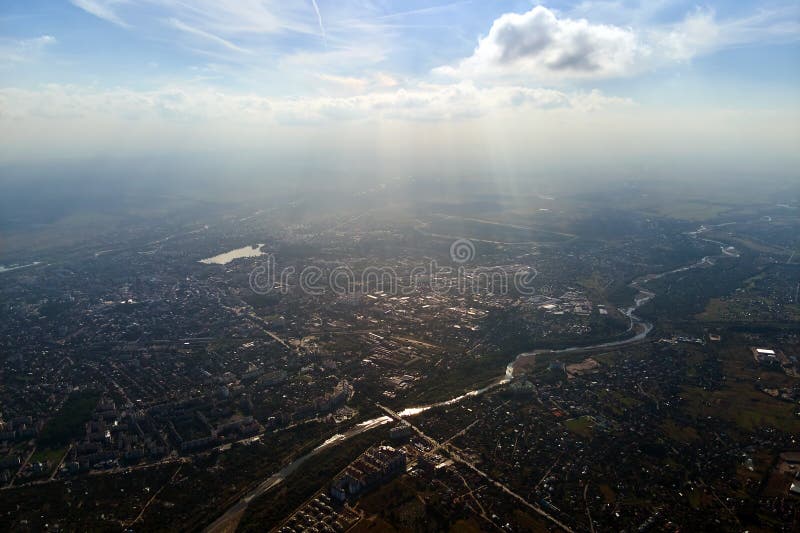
xmin=564 ymin=415 xmax=595 ymax=438
xmin=38 ymin=391 xmax=101 ymax=449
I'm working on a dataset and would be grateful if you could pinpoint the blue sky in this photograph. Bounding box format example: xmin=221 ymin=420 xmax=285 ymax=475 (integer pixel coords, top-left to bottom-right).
xmin=2 ymin=0 xmax=797 ymax=94
xmin=1 ymin=1 xmax=798 ymax=176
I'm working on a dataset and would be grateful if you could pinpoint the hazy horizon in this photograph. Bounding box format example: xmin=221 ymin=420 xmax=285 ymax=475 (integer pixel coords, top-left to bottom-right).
xmin=2 ymin=4 xmax=800 ymax=531
xmin=2 ymin=1 xmax=799 ymax=184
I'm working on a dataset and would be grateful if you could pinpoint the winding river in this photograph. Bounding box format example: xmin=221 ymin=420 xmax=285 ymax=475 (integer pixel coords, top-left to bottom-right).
xmin=205 ymin=226 xmax=735 ymax=532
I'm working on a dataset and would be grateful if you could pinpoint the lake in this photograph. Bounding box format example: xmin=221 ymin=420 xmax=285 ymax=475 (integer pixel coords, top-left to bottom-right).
xmin=199 ymin=245 xmax=266 ymax=265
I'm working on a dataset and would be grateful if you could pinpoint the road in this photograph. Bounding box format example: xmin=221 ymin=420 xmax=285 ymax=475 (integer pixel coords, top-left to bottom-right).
xmin=203 ymin=417 xmax=391 ymax=533
xmin=377 ymin=403 xmax=575 ymax=533
xmin=204 ymin=224 xmax=742 ymax=530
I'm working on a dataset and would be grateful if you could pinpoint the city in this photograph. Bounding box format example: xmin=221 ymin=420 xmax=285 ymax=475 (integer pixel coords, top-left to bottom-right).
xmin=1 ymin=181 xmax=799 ymax=531
xmin=1 ymin=0 xmax=799 ymax=531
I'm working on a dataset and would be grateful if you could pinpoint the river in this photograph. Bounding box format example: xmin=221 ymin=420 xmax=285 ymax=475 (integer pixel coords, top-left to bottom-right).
xmin=204 ymin=225 xmax=735 ymax=532
xmin=0 ymin=261 xmax=41 ymax=274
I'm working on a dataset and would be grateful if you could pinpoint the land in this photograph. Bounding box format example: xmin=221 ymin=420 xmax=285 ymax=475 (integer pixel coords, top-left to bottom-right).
xmin=0 ymin=178 xmax=799 ymax=531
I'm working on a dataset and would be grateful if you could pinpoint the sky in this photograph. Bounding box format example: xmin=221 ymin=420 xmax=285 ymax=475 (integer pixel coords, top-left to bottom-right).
xmin=1 ymin=1 xmax=799 ymax=182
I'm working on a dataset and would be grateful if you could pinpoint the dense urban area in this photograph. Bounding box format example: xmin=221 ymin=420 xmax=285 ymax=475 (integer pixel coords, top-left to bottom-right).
xmin=1 ymin=181 xmax=799 ymax=532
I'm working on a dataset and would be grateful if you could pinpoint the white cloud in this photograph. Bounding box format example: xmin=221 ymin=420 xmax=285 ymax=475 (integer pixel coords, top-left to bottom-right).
xmin=274 ymin=82 xmax=584 ymax=123
xmin=435 ymin=6 xmax=644 ymax=82
xmin=0 ymin=82 xmax=632 ymax=128
xmin=0 ymin=85 xmax=797 ymax=181
xmin=375 ymin=72 xmax=399 ymax=88
xmin=317 ymin=74 xmax=370 ymax=92
xmin=436 ymin=4 xmax=800 ymax=83
xmin=317 ymin=72 xmax=401 ymax=94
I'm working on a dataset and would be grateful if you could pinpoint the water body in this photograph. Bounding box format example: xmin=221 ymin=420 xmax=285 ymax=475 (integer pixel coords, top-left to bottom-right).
xmin=0 ymin=261 xmax=41 ymax=274
xmin=199 ymin=244 xmax=266 ymax=265
xmin=204 ymin=416 xmax=391 ymax=532
xmin=503 ymin=254 xmax=720 ymax=376
xmin=206 ymin=225 xmax=737 ymax=530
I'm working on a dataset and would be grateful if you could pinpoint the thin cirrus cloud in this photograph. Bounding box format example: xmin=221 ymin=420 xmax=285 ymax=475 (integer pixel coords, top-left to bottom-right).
xmin=434 ymin=5 xmax=800 ymax=82
xmin=1 ymin=1 xmax=798 ymax=169
xmin=0 ymin=35 xmax=56 ymax=64
xmin=69 ymin=0 xmax=320 ymax=38
xmin=65 ymin=0 xmax=374 ymax=72
xmin=310 ymin=0 xmax=327 ymax=44
xmin=69 ymin=0 xmax=130 ymax=28
xmin=166 ymin=18 xmax=253 ymax=55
